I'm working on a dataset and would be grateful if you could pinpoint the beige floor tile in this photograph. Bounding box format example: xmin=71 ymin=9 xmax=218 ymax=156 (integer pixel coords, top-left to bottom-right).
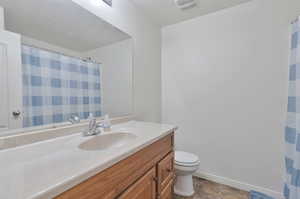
xmin=174 ymin=177 xmax=249 ymax=199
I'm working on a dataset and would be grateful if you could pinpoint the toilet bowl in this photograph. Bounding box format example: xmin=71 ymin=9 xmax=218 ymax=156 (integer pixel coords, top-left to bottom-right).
xmin=174 ymin=151 xmax=199 ymax=197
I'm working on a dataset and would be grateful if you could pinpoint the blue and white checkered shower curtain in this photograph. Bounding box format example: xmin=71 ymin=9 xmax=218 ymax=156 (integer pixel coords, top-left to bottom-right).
xmin=22 ymin=45 xmax=102 ymax=127
xmin=285 ymin=17 xmax=300 ymax=199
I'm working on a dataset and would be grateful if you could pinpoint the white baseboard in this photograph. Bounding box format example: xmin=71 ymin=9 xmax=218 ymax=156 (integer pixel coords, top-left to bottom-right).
xmin=193 ymin=172 xmax=284 ymax=199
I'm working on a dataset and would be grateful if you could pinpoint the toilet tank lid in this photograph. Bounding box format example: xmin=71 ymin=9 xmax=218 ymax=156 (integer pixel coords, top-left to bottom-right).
xmin=175 ymin=151 xmax=199 ymax=164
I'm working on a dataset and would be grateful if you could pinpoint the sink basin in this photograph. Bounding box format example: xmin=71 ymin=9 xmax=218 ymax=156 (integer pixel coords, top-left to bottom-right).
xmin=79 ymin=133 xmax=137 ymax=151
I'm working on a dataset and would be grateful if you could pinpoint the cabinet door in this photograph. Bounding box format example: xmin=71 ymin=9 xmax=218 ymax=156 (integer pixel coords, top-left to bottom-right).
xmin=118 ymin=167 xmax=156 ymax=199
xmin=0 ymin=30 xmax=22 ymax=132
xmin=0 ymin=41 xmax=8 ymax=131
xmin=158 ymin=152 xmax=174 ymax=193
xmin=160 ymin=179 xmax=174 ymax=199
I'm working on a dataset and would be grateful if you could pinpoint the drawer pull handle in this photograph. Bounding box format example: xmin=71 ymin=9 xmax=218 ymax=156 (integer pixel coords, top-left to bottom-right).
xmin=167 ymin=168 xmax=172 ymax=172
xmin=153 ymin=177 xmax=158 ymax=182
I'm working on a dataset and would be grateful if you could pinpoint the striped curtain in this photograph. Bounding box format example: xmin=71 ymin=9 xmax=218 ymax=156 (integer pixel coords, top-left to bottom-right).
xmin=285 ymin=17 xmax=300 ymax=199
xmin=22 ymin=45 xmax=102 ymax=127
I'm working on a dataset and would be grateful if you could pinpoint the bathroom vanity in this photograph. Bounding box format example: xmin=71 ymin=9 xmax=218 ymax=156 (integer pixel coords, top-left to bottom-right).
xmin=56 ymin=132 xmax=174 ymax=199
xmin=0 ymin=121 xmax=176 ymax=199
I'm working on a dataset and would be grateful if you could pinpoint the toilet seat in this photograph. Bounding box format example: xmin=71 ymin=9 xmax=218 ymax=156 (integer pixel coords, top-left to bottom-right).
xmin=175 ymin=151 xmax=199 ymax=167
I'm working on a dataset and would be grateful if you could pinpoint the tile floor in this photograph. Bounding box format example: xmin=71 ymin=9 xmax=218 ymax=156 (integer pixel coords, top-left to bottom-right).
xmin=174 ymin=177 xmax=249 ymax=199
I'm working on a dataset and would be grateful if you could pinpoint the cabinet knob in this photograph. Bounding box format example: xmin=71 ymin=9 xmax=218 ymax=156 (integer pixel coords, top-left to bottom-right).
xmin=153 ymin=177 xmax=158 ymax=182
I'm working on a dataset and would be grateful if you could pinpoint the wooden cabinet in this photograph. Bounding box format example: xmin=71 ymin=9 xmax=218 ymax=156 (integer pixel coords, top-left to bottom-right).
xmin=157 ymin=152 xmax=174 ymax=194
xmin=56 ymin=133 xmax=175 ymax=199
xmin=118 ymin=152 xmax=175 ymax=199
xmin=118 ymin=167 xmax=156 ymax=199
xmin=160 ymin=179 xmax=174 ymax=199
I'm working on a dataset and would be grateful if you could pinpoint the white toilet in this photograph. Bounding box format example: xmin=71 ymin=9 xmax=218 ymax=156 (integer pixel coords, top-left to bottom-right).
xmin=174 ymin=151 xmax=200 ymax=197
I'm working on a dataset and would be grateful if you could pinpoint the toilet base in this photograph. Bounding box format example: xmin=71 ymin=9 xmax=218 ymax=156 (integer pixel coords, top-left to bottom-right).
xmin=174 ymin=174 xmax=195 ymax=197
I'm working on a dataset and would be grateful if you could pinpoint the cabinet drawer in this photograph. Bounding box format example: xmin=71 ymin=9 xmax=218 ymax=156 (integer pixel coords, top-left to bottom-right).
xmin=157 ymin=152 xmax=174 ymax=193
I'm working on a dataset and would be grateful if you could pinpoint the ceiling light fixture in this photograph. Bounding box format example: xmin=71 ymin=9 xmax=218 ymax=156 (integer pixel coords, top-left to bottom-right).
xmin=103 ymin=0 xmax=112 ymax=7
xmin=174 ymin=0 xmax=197 ymax=10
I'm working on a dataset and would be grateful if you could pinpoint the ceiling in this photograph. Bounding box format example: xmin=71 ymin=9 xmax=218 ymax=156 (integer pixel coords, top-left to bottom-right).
xmin=0 ymin=0 xmax=130 ymax=52
xmin=130 ymin=0 xmax=252 ymax=26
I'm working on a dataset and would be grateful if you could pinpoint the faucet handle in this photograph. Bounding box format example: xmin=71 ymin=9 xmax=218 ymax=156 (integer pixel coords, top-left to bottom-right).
xmin=69 ymin=115 xmax=80 ymax=124
xmin=88 ymin=114 xmax=96 ymax=130
xmin=102 ymin=114 xmax=111 ymax=129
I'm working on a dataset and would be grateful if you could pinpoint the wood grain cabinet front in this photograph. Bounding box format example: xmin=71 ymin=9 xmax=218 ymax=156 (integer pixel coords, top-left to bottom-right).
xmin=157 ymin=152 xmax=175 ymax=194
xmin=118 ymin=167 xmax=157 ymax=199
xmin=55 ymin=133 xmax=174 ymax=199
xmin=160 ymin=179 xmax=174 ymax=199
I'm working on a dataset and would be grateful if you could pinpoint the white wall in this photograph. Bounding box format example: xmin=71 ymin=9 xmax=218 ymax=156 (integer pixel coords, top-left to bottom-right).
xmin=84 ymin=39 xmax=133 ymax=117
xmin=0 ymin=6 xmax=4 ymax=29
xmin=162 ymin=0 xmax=300 ymax=197
xmin=72 ymin=0 xmax=161 ymax=122
xmin=1 ymin=6 xmax=81 ymax=57
xmin=21 ymin=35 xmax=81 ymax=58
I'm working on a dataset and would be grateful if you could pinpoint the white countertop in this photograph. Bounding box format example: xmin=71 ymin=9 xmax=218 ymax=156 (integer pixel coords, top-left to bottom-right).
xmin=0 ymin=121 xmax=176 ymax=199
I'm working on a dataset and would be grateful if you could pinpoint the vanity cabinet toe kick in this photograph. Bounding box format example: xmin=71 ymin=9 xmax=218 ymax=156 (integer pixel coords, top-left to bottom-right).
xmin=55 ymin=132 xmax=175 ymax=199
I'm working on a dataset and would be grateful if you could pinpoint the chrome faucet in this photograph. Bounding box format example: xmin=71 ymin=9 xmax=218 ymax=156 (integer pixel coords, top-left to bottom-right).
xmin=83 ymin=114 xmax=111 ymax=136
xmin=84 ymin=114 xmax=103 ymax=136
xmin=84 ymin=116 xmax=100 ymax=136
xmin=68 ymin=113 xmax=111 ymax=137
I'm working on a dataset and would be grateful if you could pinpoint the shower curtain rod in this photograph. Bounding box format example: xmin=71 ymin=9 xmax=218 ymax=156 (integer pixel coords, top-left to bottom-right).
xmin=22 ymin=43 xmax=102 ymax=65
